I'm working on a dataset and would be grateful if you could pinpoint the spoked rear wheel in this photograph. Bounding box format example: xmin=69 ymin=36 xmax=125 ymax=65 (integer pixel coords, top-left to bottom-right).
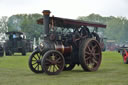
xmin=41 ymin=50 xmax=65 ymax=75
xmin=28 ymin=51 xmax=44 ymax=73
xmin=79 ymin=38 xmax=102 ymax=71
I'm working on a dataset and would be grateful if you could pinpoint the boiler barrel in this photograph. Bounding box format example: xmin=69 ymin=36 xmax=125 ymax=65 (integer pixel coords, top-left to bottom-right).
xmin=54 ymin=42 xmax=72 ymax=54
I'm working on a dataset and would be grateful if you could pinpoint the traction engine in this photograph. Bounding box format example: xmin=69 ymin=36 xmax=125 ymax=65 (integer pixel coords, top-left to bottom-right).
xmin=28 ymin=10 xmax=106 ymax=75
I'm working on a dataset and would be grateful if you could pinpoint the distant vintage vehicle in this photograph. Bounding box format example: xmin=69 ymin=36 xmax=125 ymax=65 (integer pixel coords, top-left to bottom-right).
xmin=118 ymin=46 xmax=128 ymax=64
xmin=106 ymin=40 xmax=117 ymax=51
xmin=100 ymin=38 xmax=107 ymax=51
xmin=4 ymin=31 xmax=33 ymax=56
xmin=28 ymin=10 xmax=106 ymax=75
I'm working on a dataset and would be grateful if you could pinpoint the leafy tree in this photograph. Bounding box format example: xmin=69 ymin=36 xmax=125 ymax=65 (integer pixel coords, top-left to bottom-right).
xmin=0 ymin=16 xmax=8 ymax=40
xmin=0 ymin=16 xmax=8 ymax=33
xmin=78 ymin=14 xmax=128 ymax=43
xmin=7 ymin=15 xmax=24 ymax=31
xmin=21 ymin=14 xmax=43 ymax=39
xmin=7 ymin=14 xmax=43 ymax=40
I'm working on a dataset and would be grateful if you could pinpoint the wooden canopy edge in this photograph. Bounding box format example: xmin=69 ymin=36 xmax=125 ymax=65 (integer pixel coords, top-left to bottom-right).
xmin=37 ymin=17 xmax=106 ymax=28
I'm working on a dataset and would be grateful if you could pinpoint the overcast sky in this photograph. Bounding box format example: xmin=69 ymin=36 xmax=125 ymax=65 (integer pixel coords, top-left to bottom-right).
xmin=0 ymin=0 xmax=128 ymax=19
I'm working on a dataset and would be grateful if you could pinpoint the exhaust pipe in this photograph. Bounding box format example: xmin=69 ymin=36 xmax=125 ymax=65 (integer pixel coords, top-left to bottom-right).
xmin=42 ymin=10 xmax=51 ymax=36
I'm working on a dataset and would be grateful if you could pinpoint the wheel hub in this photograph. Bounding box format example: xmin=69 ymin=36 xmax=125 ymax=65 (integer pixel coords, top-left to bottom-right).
xmin=36 ymin=60 xmax=41 ymax=64
xmin=51 ymin=60 xmax=57 ymax=65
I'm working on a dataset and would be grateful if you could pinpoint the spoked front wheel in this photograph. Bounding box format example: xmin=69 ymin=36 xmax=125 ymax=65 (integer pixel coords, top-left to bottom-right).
xmin=28 ymin=51 xmax=44 ymax=73
xmin=41 ymin=50 xmax=65 ymax=75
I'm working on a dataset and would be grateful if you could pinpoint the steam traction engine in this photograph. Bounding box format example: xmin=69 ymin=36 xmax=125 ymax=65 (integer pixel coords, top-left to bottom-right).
xmin=4 ymin=31 xmax=33 ymax=56
xmin=28 ymin=10 xmax=106 ymax=75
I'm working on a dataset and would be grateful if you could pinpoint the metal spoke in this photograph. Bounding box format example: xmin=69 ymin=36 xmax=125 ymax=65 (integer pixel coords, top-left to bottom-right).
xmin=57 ymin=60 xmax=62 ymax=64
xmin=46 ymin=58 xmax=52 ymax=63
xmin=85 ymin=51 xmax=91 ymax=55
xmin=33 ymin=56 xmax=37 ymax=60
xmin=57 ymin=64 xmax=61 ymax=69
xmin=32 ymin=59 xmax=37 ymax=61
xmin=92 ymin=58 xmax=98 ymax=64
xmin=32 ymin=62 xmax=37 ymax=65
xmin=85 ymin=56 xmax=91 ymax=61
xmin=87 ymin=46 xmax=92 ymax=52
xmin=37 ymin=53 xmax=41 ymax=59
xmin=55 ymin=57 xmax=61 ymax=62
xmin=93 ymin=55 xmax=97 ymax=60
xmin=35 ymin=63 xmax=39 ymax=69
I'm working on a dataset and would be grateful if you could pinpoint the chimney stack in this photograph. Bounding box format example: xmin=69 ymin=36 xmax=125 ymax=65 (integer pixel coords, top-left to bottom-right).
xmin=42 ymin=10 xmax=51 ymax=36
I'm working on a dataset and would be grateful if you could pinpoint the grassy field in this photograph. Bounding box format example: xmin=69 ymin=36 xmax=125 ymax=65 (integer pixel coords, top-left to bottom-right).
xmin=0 ymin=51 xmax=128 ymax=85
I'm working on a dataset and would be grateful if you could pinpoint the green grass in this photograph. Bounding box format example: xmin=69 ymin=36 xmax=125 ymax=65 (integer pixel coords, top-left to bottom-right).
xmin=0 ymin=51 xmax=128 ymax=85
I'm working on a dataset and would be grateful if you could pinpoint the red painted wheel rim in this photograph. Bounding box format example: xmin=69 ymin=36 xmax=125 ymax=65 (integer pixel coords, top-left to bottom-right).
xmin=123 ymin=55 xmax=127 ymax=63
xmin=123 ymin=49 xmax=128 ymax=63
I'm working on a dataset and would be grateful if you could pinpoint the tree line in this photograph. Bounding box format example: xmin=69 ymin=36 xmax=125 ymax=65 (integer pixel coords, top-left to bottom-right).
xmin=78 ymin=14 xmax=128 ymax=44
xmin=0 ymin=13 xmax=128 ymax=43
